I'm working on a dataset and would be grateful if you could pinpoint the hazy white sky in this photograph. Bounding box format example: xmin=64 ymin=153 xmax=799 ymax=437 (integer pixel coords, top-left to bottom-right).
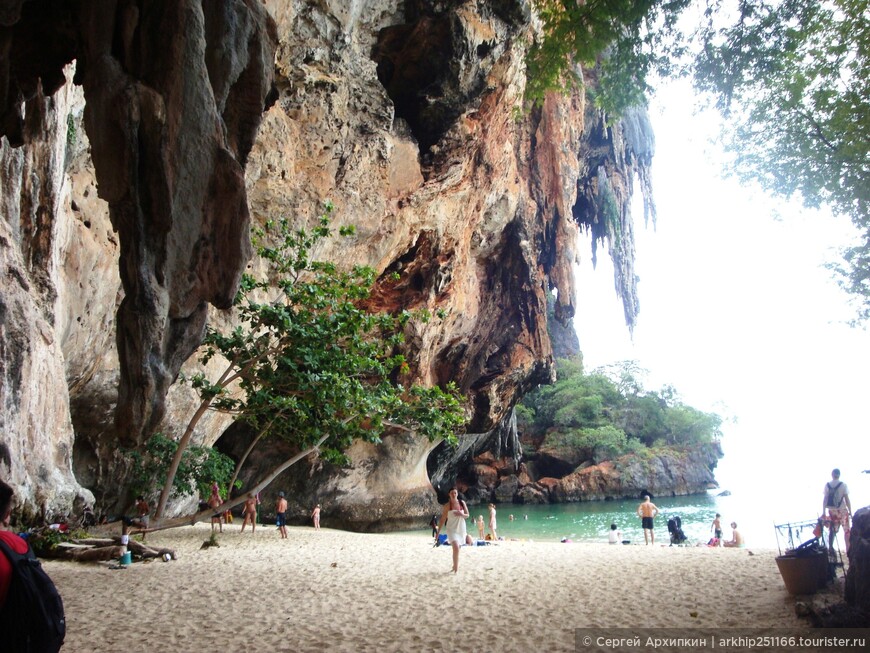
xmin=573 ymin=78 xmax=870 ymax=499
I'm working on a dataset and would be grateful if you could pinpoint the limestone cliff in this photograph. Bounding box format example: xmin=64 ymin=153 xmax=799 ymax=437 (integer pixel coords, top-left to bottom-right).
xmin=450 ymin=440 xmax=721 ymax=506
xmin=0 ymin=0 xmax=653 ymax=526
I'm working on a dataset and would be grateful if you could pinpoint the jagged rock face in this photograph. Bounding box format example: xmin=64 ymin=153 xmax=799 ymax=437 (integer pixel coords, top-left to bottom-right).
xmin=460 ymin=443 xmax=723 ymax=505
xmin=1 ymin=0 xmax=278 ymax=516
xmin=845 ymin=507 xmax=870 ymax=613
xmin=0 ymin=0 xmax=653 ymax=526
xmin=0 ymin=65 xmax=96 ymax=520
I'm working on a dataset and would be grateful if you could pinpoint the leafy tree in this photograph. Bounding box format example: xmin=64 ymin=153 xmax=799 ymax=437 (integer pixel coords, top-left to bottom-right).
xmin=693 ymin=0 xmax=870 ymax=321
xmin=525 ymin=0 xmax=690 ymax=115
xmin=527 ymin=0 xmax=870 ymax=319
xmin=126 ymin=434 xmax=237 ymax=503
xmin=152 ymin=204 xmax=465 ymax=521
xmin=521 ymin=356 xmax=721 ymax=464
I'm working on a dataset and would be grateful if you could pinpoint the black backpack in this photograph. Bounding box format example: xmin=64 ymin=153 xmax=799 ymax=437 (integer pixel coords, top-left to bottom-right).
xmin=0 ymin=537 xmax=66 ymax=653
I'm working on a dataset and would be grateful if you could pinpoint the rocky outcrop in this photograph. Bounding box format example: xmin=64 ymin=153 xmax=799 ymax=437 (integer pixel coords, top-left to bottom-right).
xmin=845 ymin=506 xmax=870 ymax=613
xmin=1 ymin=0 xmax=278 ymax=516
xmin=1 ymin=1 xmax=653 ymax=526
xmin=458 ymin=443 xmax=722 ymax=505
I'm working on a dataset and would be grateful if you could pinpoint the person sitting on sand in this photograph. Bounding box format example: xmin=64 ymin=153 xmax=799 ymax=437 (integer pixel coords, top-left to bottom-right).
xmin=636 ymin=495 xmax=659 ymax=545
xmin=311 ymin=503 xmax=321 ymax=530
xmin=608 ymin=523 xmax=621 ymax=544
xmin=241 ymin=495 xmax=259 ymax=533
xmin=723 ymin=522 xmax=744 ymax=548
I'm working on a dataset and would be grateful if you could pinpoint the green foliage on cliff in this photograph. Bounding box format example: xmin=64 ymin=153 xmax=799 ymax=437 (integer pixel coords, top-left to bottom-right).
xmin=154 ymin=203 xmax=465 ymax=519
xmin=525 ymin=0 xmax=689 ymax=115
xmin=527 ymin=0 xmax=870 ymax=321
xmin=518 ymin=356 xmax=722 ymax=463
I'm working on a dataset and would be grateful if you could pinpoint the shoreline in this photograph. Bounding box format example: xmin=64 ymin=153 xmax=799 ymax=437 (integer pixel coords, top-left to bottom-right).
xmin=44 ymin=523 xmax=822 ymax=653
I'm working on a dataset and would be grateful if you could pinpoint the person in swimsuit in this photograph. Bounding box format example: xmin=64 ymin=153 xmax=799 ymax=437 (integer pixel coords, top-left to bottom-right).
xmin=241 ymin=495 xmax=259 ymax=533
xmin=208 ymin=483 xmax=223 ymax=533
xmin=711 ymin=513 xmax=723 ymax=546
xmin=435 ymin=488 xmax=469 ymax=573
xmin=276 ymin=492 xmax=288 ymax=539
xmin=636 ymin=495 xmax=659 ymax=545
xmin=476 ymin=515 xmax=485 ymax=540
xmin=488 ymin=503 xmax=498 ymax=540
xmin=311 ymin=504 xmax=321 ymax=530
xmin=723 ymin=522 xmax=744 ymax=547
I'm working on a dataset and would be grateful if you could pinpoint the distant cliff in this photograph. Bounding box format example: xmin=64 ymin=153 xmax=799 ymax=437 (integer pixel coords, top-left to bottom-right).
xmin=1 ymin=1 xmax=654 ymax=527
xmin=457 ymin=442 xmax=722 ymax=505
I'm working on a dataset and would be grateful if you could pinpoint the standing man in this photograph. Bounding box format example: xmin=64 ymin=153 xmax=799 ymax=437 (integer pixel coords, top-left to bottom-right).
xmin=276 ymin=492 xmax=288 ymax=539
xmin=823 ymin=468 xmax=852 ymax=553
xmin=636 ymin=495 xmax=659 ymax=545
xmin=208 ymin=484 xmax=223 ymax=534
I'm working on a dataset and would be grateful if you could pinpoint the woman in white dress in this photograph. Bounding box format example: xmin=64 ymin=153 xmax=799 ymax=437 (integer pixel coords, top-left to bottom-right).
xmin=435 ymin=488 xmax=469 ymax=573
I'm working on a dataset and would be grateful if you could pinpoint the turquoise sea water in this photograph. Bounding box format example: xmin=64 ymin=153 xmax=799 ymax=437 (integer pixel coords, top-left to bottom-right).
xmin=420 ymin=466 xmax=870 ymax=550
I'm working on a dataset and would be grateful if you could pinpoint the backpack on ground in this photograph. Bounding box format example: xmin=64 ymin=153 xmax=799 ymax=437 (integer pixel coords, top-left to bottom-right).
xmin=0 ymin=537 xmax=66 ymax=653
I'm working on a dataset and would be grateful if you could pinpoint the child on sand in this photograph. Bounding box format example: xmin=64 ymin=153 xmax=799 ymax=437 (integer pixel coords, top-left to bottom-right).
xmin=710 ymin=513 xmax=723 ymax=546
xmin=476 ymin=515 xmax=485 ymax=540
xmin=608 ymin=523 xmax=621 ymax=544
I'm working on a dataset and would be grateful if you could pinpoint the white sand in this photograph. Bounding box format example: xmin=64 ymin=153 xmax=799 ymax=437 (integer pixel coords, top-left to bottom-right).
xmin=44 ymin=523 xmax=813 ymax=652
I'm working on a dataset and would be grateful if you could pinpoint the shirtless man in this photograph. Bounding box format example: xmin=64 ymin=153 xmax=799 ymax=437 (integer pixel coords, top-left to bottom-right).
xmin=276 ymin=492 xmax=288 ymax=539
xmin=636 ymin=495 xmax=659 ymax=545
xmin=208 ymin=484 xmax=223 ymax=533
xmin=723 ymin=522 xmax=744 ymax=547
xmin=240 ymin=495 xmax=259 ymax=533
xmin=124 ymin=495 xmax=151 ymax=542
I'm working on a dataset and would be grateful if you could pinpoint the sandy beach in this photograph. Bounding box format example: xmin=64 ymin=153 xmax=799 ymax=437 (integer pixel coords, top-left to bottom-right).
xmin=44 ymin=523 xmax=819 ymax=653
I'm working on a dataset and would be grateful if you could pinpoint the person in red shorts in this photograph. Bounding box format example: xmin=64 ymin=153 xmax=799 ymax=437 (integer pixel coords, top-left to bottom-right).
xmin=0 ymin=479 xmax=29 ymax=608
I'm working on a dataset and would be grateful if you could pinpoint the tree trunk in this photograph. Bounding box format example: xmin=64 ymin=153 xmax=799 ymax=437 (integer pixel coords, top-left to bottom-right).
xmin=60 ymin=545 xmax=125 ymax=562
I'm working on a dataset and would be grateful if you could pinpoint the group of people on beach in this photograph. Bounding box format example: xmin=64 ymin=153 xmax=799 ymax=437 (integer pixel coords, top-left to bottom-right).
xmin=708 ymin=513 xmax=743 ymax=547
xmin=196 ymin=485 xmax=322 ymax=539
xmin=102 ymin=466 xmax=856 ymax=571
xmin=604 ymin=495 xmax=745 ymax=548
xmin=630 ymin=495 xmax=743 ymax=547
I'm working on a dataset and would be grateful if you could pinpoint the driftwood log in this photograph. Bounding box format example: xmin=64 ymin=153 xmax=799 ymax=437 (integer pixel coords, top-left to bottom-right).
xmin=57 ymin=544 xmax=125 ymax=562
xmin=43 ymin=537 xmax=177 ymax=562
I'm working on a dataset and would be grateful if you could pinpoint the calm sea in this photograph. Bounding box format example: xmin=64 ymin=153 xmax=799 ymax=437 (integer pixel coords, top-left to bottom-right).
xmin=419 ymin=465 xmax=870 ymax=550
